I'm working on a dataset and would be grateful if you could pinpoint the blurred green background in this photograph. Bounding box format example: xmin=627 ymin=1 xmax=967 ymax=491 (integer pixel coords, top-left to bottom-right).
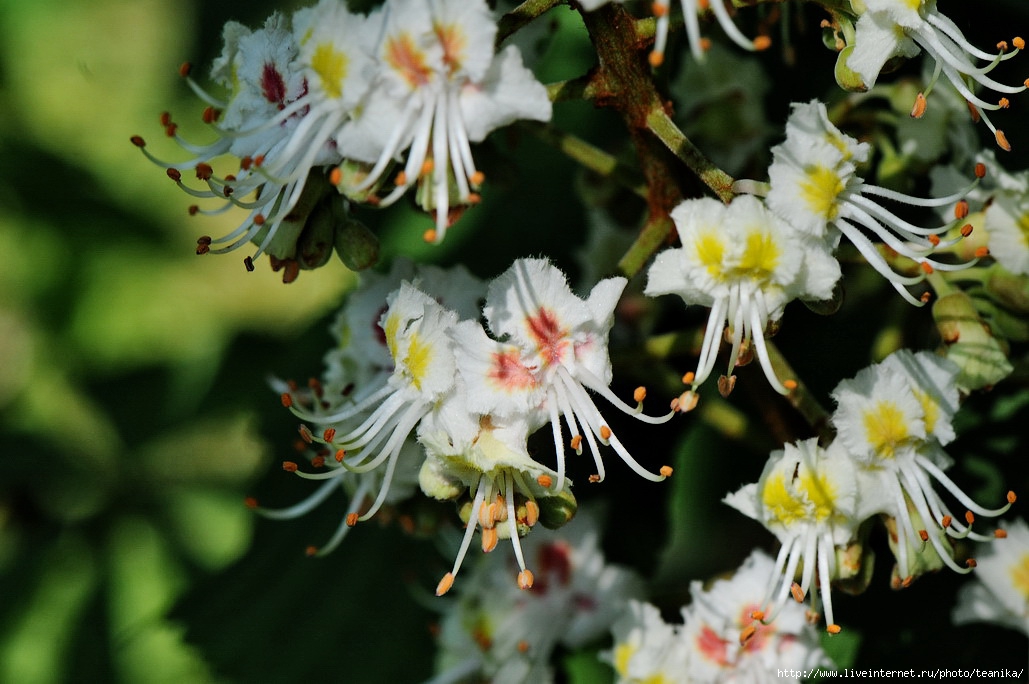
xmin=1 ymin=1 xmax=1027 ymax=682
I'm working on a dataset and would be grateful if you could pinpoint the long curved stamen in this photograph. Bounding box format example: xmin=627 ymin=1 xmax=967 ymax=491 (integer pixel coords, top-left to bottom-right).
xmin=725 ymin=285 xmax=747 ymax=375
xmin=573 ymin=365 xmax=675 ymax=424
xmin=835 ymin=220 xmax=928 ymax=306
xmin=840 ymin=202 xmax=935 ymax=255
xmin=694 ymin=297 xmax=728 ymax=389
xmin=817 ymin=532 xmax=839 ymax=632
xmin=546 ymin=392 xmax=568 ymax=493
xmin=914 ymin=454 xmax=1015 ymax=517
xmin=437 ymin=475 xmax=489 ymax=595
xmin=351 ymin=98 xmax=421 ymax=192
xmin=749 ymin=291 xmax=789 ymax=394
xmin=253 ymin=478 xmax=340 ymax=520
xmin=913 ymin=25 xmax=1027 ymax=94
xmin=897 ymin=465 xmax=973 ymax=574
xmin=925 ymin=14 xmax=1019 ymax=64
xmin=312 ymin=480 xmax=371 ymax=556
xmin=287 ymin=382 xmax=394 ymax=424
xmin=553 ymin=375 xmax=606 ymax=481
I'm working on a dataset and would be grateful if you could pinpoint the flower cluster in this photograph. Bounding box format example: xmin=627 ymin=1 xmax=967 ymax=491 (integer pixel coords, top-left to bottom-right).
xmin=725 ymin=349 xmax=1016 ymax=635
xmin=646 ymin=194 xmax=840 ymax=401
xmin=132 ymin=0 xmax=551 ymax=273
xmin=256 ymin=258 xmax=674 ymax=596
xmin=607 ymin=550 xmax=828 ymax=683
xmin=123 ymin=0 xmax=1029 ymax=679
xmin=764 ymin=100 xmax=986 ymax=306
xmin=846 ymin=0 xmax=1028 ymax=149
xmin=430 ymin=508 xmax=644 ymax=683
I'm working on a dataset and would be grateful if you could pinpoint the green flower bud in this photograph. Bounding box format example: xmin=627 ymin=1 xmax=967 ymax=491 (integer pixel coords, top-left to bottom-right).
xmin=933 ymin=290 xmax=1013 ymax=390
xmin=535 ymin=488 xmax=577 ymax=530
xmin=335 ymin=217 xmax=380 ymax=271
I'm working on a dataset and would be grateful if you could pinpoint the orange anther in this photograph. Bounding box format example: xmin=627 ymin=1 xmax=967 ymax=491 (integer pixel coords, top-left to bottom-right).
xmin=525 ymin=500 xmax=539 ymax=527
xmin=960 ymin=224 xmax=974 ymax=237
xmin=901 ymin=575 xmax=914 ymax=588
xmin=966 ymin=558 xmax=977 ymax=568
xmin=436 ymin=572 xmax=455 ymax=596
xmin=323 ymin=428 xmax=336 ymax=442
xmin=975 ymin=162 xmax=987 ymax=179
xmin=244 ymin=497 xmax=258 ymax=509
xmin=311 ymin=455 xmax=325 ymax=468
xmin=682 ymin=371 xmax=696 ymax=385
xmin=253 ymin=155 xmax=265 ymax=167
xmin=202 ymin=106 xmax=218 ymax=123
xmin=305 ymin=546 xmax=318 ymax=557
xmin=919 ymin=529 xmax=929 ymax=542
xmin=179 ymin=62 xmax=192 ymax=77
xmin=346 ymin=512 xmax=359 ymax=527
xmin=394 ymin=171 xmax=407 ymax=186
xmin=282 ymin=461 xmax=298 ymax=473
xmin=600 ymin=425 xmax=612 ymax=440
xmin=298 ymin=424 xmax=314 ymax=443
xmin=130 ymin=135 xmax=146 ymax=147
xmin=928 ymin=234 xmax=941 ymax=247
xmin=974 ymin=246 xmax=990 ymax=258
xmin=240 ymin=156 xmax=253 ymax=171
xmin=995 ymin=529 xmax=1008 ymax=539
xmin=911 ymin=92 xmax=928 ymax=119
xmin=470 ymin=171 xmax=485 ymax=185
xmin=281 ymin=392 xmax=293 ymax=407
xmin=633 ymin=386 xmax=647 ymax=403
xmin=423 ymin=229 xmax=438 ymax=243
xmin=195 ymin=163 xmax=213 ymax=181
xmin=677 ymin=390 xmax=699 ymax=412
xmin=167 ymin=168 xmax=182 ymax=182
xmin=790 ymin=583 xmax=805 ymax=602
xmin=466 ymin=192 xmax=482 ymax=205
xmin=159 ymin=111 xmax=172 ymax=127
xmin=517 ymin=569 xmax=534 ymax=590
xmin=659 ymin=465 xmax=673 ymax=477
xmin=995 ymin=129 xmax=1012 ymax=152
xmin=997 ymin=41 xmax=1009 ymax=52
xmin=954 ymin=200 xmax=969 ymax=219
xmin=783 ymin=379 xmax=798 ymax=391
xmin=1008 ymin=491 xmax=1017 ymax=503
xmin=999 ymin=98 xmax=1011 ymax=109
xmin=941 ymin=515 xmax=953 ymax=528
xmin=254 ymin=214 xmax=266 ymax=226
xmin=570 ymin=435 xmax=582 ymax=451
xmin=739 ymin=624 xmax=757 ymax=646
xmin=827 ymin=624 xmax=842 ymax=635
xmin=329 ymin=167 xmax=342 ymax=185
xmin=965 ymin=511 xmax=976 ymax=525
xmin=517 ymin=640 xmax=529 ymax=654
xmin=699 ymin=37 xmax=712 ymax=52
xmin=420 ymin=159 xmax=434 ymax=176
xmin=920 ymin=261 xmax=935 ymax=274
xmin=537 ymin=474 xmax=552 ymax=488
xmin=481 ymin=526 xmax=498 ymax=553
xmin=651 ymin=2 xmax=669 ymax=17
xmin=648 ymin=51 xmax=665 ymax=68
xmin=753 ymin=36 xmax=772 ymax=51
xmin=750 ymin=610 xmax=766 ymax=621
xmin=1014 ymin=37 xmax=1026 ymax=50
xmin=335 ymin=449 xmax=346 ymax=462
xmin=588 ymin=474 xmax=601 ymax=483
